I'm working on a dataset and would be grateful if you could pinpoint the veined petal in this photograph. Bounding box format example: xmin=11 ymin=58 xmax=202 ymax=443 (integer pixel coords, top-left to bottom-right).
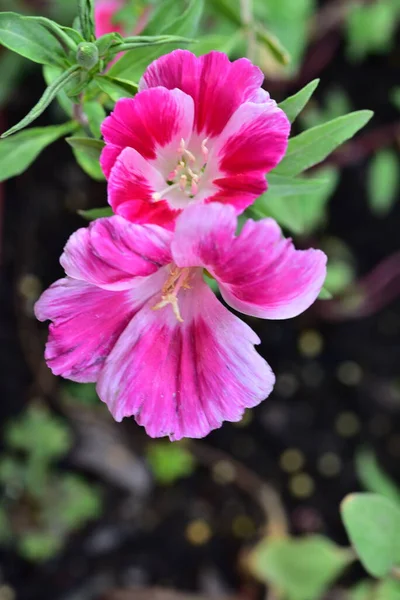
xmin=101 ymin=87 xmax=194 ymax=177
xmin=60 ymin=215 xmax=172 ymax=290
xmin=172 ymin=203 xmax=327 ymax=320
xmin=139 ymin=50 xmax=267 ymax=137
xmin=97 ymin=276 xmax=274 ymax=440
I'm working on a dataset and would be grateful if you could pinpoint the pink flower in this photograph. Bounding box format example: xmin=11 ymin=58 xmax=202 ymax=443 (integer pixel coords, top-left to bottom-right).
xmin=101 ymin=50 xmax=290 ymax=228
xmin=95 ymin=0 xmax=125 ymax=37
xmin=35 ymin=204 xmax=326 ymax=440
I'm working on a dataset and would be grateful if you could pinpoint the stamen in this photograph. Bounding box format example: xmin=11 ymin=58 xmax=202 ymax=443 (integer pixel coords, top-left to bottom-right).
xmin=152 ymin=294 xmax=183 ymax=322
xmin=191 ymin=180 xmax=198 ymax=195
xmin=152 ymin=267 xmax=191 ymax=323
xmin=179 ymin=174 xmax=188 ymax=191
xmin=152 ymin=182 xmax=180 ymax=202
xmin=201 ymin=137 xmax=209 ymax=162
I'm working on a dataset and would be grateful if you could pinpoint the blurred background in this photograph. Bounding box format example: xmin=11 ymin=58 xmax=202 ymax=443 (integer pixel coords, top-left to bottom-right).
xmin=0 ymin=0 xmax=399 ymax=599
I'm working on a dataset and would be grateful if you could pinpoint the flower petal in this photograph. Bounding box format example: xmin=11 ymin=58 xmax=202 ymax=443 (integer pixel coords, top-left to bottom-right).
xmin=101 ymin=87 xmax=194 ymax=177
xmin=108 ymin=147 xmax=179 ymax=228
xmin=172 ymin=203 xmax=327 ymax=319
xmin=60 ymin=215 xmax=172 ymax=290
xmin=95 ymin=0 xmax=124 ymax=37
xmin=139 ymin=50 xmax=267 ymax=137
xmin=97 ymin=276 xmax=274 ymax=440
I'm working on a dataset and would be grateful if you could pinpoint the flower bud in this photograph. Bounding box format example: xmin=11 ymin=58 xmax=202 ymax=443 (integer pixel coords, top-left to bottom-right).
xmin=76 ymin=42 xmax=99 ymax=70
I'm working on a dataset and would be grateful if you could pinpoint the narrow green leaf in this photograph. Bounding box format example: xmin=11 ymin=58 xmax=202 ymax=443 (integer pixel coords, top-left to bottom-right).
xmin=0 ymin=122 xmax=77 ymax=182
xmin=208 ymin=0 xmax=241 ymax=26
xmin=250 ymin=169 xmax=338 ymax=235
xmin=78 ymin=0 xmax=95 ymax=41
xmin=1 ymin=65 xmax=81 ymax=138
xmin=255 ymin=24 xmax=290 ymax=66
xmin=318 ymin=287 xmax=333 ymax=300
xmin=0 ymin=51 xmax=25 ymax=109
xmin=78 ymin=207 xmax=113 ymax=220
xmin=356 ymin=449 xmax=400 ymax=506
xmin=67 ymin=135 xmax=105 ymax=181
xmin=192 ymin=32 xmax=241 ymax=56
xmin=43 ymin=65 xmax=73 ymax=117
xmin=109 ymin=0 xmax=204 ymax=81
xmin=279 ymin=79 xmax=320 ymax=123
xmin=249 ymin=535 xmax=353 ymax=600
xmin=95 ymin=75 xmax=138 ymax=101
xmin=83 ymin=101 xmax=106 ymax=139
xmin=274 ymin=110 xmax=374 ymax=177
xmin=341 ymin=493 xmax=400 ymax=577
xmin=0 ymin=12 xmax=70 ymax=66
xmin=368 ymin=149 xmax=399 ymax=217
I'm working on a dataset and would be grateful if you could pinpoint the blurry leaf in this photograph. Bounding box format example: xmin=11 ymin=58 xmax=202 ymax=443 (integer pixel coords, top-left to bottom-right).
xmin=324 ymin=260 xmax=355 ymax=296
xmin=56 ymin=474 xmax=102 ymax=529
xmin=62 ymin=381 xmax=99 ymax=405
xmin=109 ymin=0 xmax=203 ymax=81
xmin=249 ymin=535 xmax=353 ymax=600
xmin=18 ymin=531 xmax=63 ymax=562
xmin=254 ymin=24 xmax=290 ymax=66
xmin=0 ymin=51 xmax=26 ymax=108
xmin=5 ymin=404 xmax=72 ymax=464
xmin=147 ymin=441 xmax=195 ymax=485
xmin=209 ymin=0 xmax=241 ymax=26
xmin=83 ymin=100 xmax=106 ymax=138
xmin=0 ymin=456 xmax=25 ymax=496
xmin=96 ymin=32 xmax=123 ymax=58
xmin=78 ymin=207 xmax=113 ymax=220
xmin=1 ymin=65 xmax=81 ymax=137
xmin=279 ymin=79 xmax=320 ymax=123
xmin=356 ymin=449 xmax=400 ymax=506
xmin=391 ymin=87 xmax=400 ymax=111
xmin=0 ymin=12 xmax=71 ymax=66
xmin=250 ymin=168 xmax=338 ymax=235
xmin=368 ymin=150 xmax=399 ymax=217
xmin=341 ymin=493 xmax=400 ymax=577
xmin=348 ymin=581 xmax=375 ymax=600
xmin=78 ymin=0 xmax=95 ymax=40
xmin=318 ymin=287 xmax=333 ymax=300
xmin=67 ymin=135 xmax=105 ymax=181
xmin=0 ymin=504 xmax=12 ymax=543
xmin=274 ymin=111 xmax=373 ymax=176
xmin=193 ymin=32 xmax=241 ymax=56
xmin=95 ymin=75 xmax=138 ymax=101
xmin=375 ymin=579 xmax=400 ymax=600
xmin=0 ymin=121 xmax=77 ymax=182
xmin=43 ymin=65 xmax=74 ymax=117
xmin=346 ymin=1 xmax=399 ymax=62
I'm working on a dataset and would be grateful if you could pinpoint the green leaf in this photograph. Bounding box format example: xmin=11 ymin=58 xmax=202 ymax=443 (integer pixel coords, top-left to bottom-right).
xmin=66 ymin=136 xmax=104 ymax=158
xmin=375 ymin=579 xmax=400 ymax=600
xmin=109 ymin=0 xmax=203 ymax=81
xmin=67 ymin=135 xmax=105 ymax=181
xmin=1 ymin=65 xmax=81 ymax=137
xmin=391 ymin=87 xmax=400 ymax=111
xmin=78 ymin=0 xmax=95 ymax=41
xmin=318 ymin=287 xmax=333 ymax=300
xmin=279 ymin=79 xmax=320 ymax=123
xmin=78 ymin=207 xmax=113 ymax=220
xmin=324 ymin=260 xmax=355 ymax=295
xmin=250 ymin=169 xmax=338 ymax=235
xmin=368 ymin=149 xmax=399 ymax=217
xmin=0 ymin=122 xmax=77 ymax=182
xmin=83 ymin=100 xmax=106 ymax=138
xmin=18 ymin=531 xmax=63 ymax=562
xmin=0 ymin=12 xmax=72 ymax=66
xmin=0 ymin=51 xmax=26 ymax=109
xmin=249 ymin=535 xmax=353 ymax=600
xmin=192 ymin=32 xmax=241 ymax=56
xmin=95 ymin=75 xmax=138 ymax=102
xmin=341 ymin=493 xmax=400 ymax=577
xmin=348 ymin=581 xmax=375 ymax=600
xmin=346 ymin=1 xmax=399 ymax=62
xmin=43 ymin=65 xmax=73 ymax=117
xmin=356 ymin=449 xmax=400 ymax=506
xmin=70 ymin=148 xmax=105 ymax=181
xmin=254 ymin=24 xmax=290 ymax=66
xmin=274 ymin=110 xmax=374 ymax=177
xmin=57 ymin=473 xmax=102 ymax=529
xmin=147 ymin=441 xmax=195 ymax=485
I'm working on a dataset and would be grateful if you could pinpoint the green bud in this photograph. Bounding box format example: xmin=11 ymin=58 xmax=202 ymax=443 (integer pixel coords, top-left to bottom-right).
xmin=76 ymin=42 xmax=99 ymax=70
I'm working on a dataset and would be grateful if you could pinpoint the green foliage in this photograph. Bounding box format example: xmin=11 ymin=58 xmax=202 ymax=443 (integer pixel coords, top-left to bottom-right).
xmin=375 ymin=579 xmax=400 ymax=600
xmin=67 ymin=134 xmax=105 ymax=181
xmin=18 ymin=531 xmax=63 ymax=562
xmin=356 ymin=449 xmax=400 ymax=506
xmin=278 ymin=79 xmax=320 ymax=124
xmin=78 ymin=0 xmax=95 ymax=41
xmin=78 ymin=207 xmax=114 ymax=220
xmin=1 ymin=64 xmax=81 ymax=137
xmin=250 ymin=168 xmax=338 ymax=236
xmin=367 ymin=150 xmax=399 ymax=217
xmin=95 ymin=74 xmax=138 ymax=101
xmin=147 ymin=441 xmax=195 ymax=485
xmin=84 ymin=99 xmax=106 ymax=138
xmin=391 ymin=88 xmax=400 ymax=112
xmin=345 ymin=1 xmax=400 ymax=63
xmin=0 ymin=12 xmax=75 ymax=66
xmin=0 ymin=121 xmax=77 ymax=182
xmin=0 ymin=51 xmax=27 ymax=108
xmin=109 ymin=0 xmax=204 ymax=81
xmin=324 ymin=260 xmax=354 ymax=296
xmin=62 ymin=381 xmax=99 ymax=405
xmin=341 ymin=493 xmax=400 ymax=578
xmin=274 ymin=111 xmax=373 ymax=177
xmin=249 ymin=535 xmax=353 ymax=600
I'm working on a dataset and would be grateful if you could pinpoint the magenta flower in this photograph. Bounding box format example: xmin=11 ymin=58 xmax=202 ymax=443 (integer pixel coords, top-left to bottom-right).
xmin=35 ymin=204 xmax=326 ymax=440
xmin=101 ymin=50 xmax=290 ymax=228
xmin=95 ymin=0 xmax=125 ymax=38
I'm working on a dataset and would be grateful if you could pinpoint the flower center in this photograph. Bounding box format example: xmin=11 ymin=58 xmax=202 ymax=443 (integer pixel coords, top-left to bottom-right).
xmin=152 ymin=138 xmax=209 ymax=203
xmin=152 ymin=265 xmax=193 ymax=322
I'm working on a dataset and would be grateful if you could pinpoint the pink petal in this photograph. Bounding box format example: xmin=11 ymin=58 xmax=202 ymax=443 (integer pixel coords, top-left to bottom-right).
xmin=60 ymin=215 xmax=172 ymax=290
xmin=101 ymin=88 xmax=194 ymax=177
xmin=95 ymin=0 xmax=124 ymax=37
xmin=108 ymin=147 xmax=179 ymax=228
xmin=34 ymin=278 xmax=135 ymax=382
xmin=97 ymin=275 xmax=274 ymax=439
xmin=172 ymin=203 xmax=327 ymax=320
xmin=139 ymin=50 xmax=268 ymax=137
xmin=206 ymin=101 xmax=289 ymax=207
